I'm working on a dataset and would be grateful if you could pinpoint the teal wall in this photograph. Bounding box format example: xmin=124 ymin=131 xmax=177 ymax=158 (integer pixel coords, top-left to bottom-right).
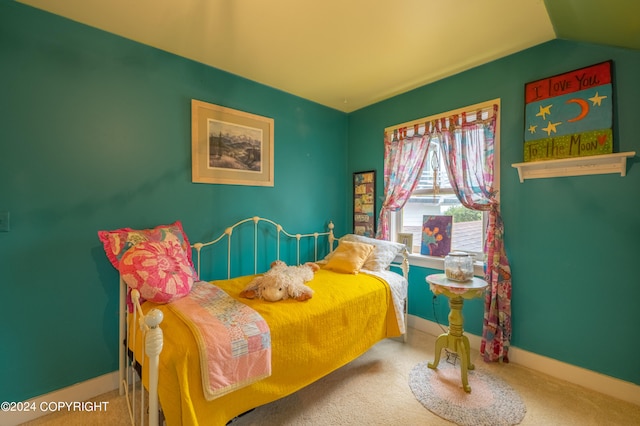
xmin=349 ymin=40 xmax=640 ymax=385
xmin=0 ymin=1 xmax=349 ymax=402
xmin=2 ymin=0 xmax=639 ymax=404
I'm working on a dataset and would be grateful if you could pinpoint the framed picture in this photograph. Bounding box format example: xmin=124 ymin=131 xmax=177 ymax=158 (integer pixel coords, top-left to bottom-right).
xmin=353 ymin=170 xmax=376 ymax=237
xmin=192 ymin=99 xmax=274 ymax=186
xmin=523 ymin=60 xmax=613 ymax=162
xmin=397 ymin=232 xmax=414 ymax=254
xmin=421 ymin=215 xmax=452 ymax=257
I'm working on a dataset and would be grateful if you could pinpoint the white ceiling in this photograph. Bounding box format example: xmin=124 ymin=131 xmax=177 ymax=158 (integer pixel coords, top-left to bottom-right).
xmin=16 ymin=0 xmax=560 ymax=112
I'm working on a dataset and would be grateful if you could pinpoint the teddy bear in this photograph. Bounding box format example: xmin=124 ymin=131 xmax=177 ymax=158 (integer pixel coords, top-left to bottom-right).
xmin=240 ymin=260 xmax=319 ymax=302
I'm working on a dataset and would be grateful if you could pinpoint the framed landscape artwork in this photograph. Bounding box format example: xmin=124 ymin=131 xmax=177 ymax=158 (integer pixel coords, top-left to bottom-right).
xmin=192 ymin=99 xmax=274 ymax=186
xmin=353 ymin=170 xmax=376 ymax=237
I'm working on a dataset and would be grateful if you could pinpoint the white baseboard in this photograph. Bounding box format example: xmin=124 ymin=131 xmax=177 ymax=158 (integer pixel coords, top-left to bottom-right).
xmin=408 ymin=314 xmax=640 ymax=406
xmin=0 ymin=372 xmax=119 ymax=426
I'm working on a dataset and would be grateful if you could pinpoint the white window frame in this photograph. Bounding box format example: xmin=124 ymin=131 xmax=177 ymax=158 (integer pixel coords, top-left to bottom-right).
xmin=385 ymin=99 xmax=500 ymax=273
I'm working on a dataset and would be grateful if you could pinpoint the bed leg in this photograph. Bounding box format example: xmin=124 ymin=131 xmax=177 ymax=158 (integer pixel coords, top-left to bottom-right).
xmin=403 ymin=298 xmax=408 ymax=343
xmin=119 ymin=278 xmax=127 ymax=396
xmin=402 ymin=248 xmax=409 ymax=343
xmin=145 ymin=309 xmax=164 ymax=426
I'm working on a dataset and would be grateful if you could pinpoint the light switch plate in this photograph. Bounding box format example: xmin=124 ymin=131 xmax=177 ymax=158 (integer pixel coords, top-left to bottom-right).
xmin=0 ymin=211 xmax=9 ymax=232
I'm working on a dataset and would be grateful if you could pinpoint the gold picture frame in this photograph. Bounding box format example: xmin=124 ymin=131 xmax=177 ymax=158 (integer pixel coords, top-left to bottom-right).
xmin=397 ymin=232 xmax=414 ymax=254
xmin=191 ymin=99 xmax=274 ymax=186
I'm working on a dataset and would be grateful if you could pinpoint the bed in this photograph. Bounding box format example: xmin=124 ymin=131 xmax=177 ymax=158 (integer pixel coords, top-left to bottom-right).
xmin=99 ymin=217 xmax=409 ymax=425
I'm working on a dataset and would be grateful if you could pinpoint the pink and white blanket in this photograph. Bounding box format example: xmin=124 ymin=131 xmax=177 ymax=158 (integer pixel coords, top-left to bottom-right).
xmin=168 ymin=281 xmax=271 ymax=400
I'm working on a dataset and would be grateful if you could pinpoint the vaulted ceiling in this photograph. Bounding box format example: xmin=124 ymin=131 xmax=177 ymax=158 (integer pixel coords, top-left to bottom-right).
xmin=17 ymin=0 xmax=640 ymax=112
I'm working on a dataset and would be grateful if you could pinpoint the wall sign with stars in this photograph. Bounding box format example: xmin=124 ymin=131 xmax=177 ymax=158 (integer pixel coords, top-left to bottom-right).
xmin=523 ymin=61 xmax=613 ymax=162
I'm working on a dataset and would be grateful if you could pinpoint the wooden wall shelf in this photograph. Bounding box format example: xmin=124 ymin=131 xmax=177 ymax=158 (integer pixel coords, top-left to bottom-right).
xmin=512 ymin=152 xmax=636 ymax=182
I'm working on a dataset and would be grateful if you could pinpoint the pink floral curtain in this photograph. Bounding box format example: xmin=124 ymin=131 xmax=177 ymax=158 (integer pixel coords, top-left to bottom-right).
xmin=437 ymin=105 xmax=512 ymax=362
xmin=376 ymin=127 xmax=430 ymax=240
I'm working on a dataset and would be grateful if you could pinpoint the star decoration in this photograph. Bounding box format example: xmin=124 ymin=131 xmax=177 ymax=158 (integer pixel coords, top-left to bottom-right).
xmin=589 ymin=92 xmax=607 ymax=106
xmin=528 ymin=124 xmax=537 ymax=134
xmin=536 ymin=104 xmax=552 ymax=120
xmin=542 ymin=121 xmax=562 ymax=136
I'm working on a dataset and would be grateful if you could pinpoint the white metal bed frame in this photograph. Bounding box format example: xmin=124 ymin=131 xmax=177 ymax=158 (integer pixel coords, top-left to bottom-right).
xmin=118 ymin=216 xmax=408 ymax=425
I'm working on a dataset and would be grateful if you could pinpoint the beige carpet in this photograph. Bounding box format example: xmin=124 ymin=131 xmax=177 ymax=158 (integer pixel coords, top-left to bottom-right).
xmin=23 ymin=328 xmax=640 ymax=426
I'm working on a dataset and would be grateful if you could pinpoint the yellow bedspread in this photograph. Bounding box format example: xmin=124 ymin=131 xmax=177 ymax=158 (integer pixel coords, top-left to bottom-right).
xmin=132 ymin=269 xmax=401 ymax=426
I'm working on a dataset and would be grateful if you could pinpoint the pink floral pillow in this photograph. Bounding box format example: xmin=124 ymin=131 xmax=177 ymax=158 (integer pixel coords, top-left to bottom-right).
xmin=98 ymin=221 xmax=194 ymax=269
xmin=119 ymin=240 xmax=197 ymax=304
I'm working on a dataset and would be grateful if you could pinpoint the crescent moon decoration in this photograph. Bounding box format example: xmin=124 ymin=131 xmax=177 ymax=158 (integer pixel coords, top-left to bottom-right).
xmin=566 ymin=98 xmax=589 ymax=122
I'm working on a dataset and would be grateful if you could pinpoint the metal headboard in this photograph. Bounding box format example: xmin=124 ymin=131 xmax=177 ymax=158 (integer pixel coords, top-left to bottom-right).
xmin=191 ymin=216 xmax=336 ymax=279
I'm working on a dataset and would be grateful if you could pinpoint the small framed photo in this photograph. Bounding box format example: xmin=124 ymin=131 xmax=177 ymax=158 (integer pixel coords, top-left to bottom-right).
xmin=192 ymin=99 xmax=274 ymax=186
xmin=397 ymin=232 xmax=413 ymax=254
xmin=353 ymin=170 xmax=376 ymax=237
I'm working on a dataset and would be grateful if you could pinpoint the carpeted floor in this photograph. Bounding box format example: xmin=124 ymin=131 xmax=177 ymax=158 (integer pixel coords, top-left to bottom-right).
xmin=22 ymin=328 xmax=640 ymax=426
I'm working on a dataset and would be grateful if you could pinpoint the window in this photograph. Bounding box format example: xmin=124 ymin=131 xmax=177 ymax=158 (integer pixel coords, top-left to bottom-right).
xmin=386 ymin=99 xmax=500 ymax=266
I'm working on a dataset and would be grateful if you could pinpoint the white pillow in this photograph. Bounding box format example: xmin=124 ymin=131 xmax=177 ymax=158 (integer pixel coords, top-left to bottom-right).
xmin=334 ymin=234 xmax=405 ymax=271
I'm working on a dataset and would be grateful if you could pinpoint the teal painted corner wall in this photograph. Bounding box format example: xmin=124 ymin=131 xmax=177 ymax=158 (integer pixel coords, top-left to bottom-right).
xmin=2 ymin=0 xmax=639 ymax=405
xmin=0 ymin=2 xmax=349 ymax=402
xmin=348 ymin=40 xmax=640 ymax=385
